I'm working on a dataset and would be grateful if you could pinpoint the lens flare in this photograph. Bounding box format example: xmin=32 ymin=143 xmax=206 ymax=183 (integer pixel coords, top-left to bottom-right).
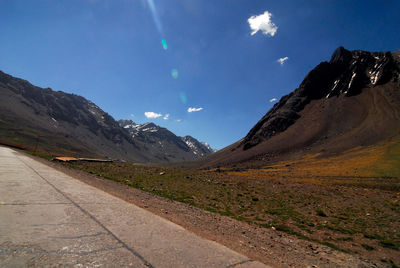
xmin=179 ymin=92 xmax=187 ymax=104
xmin=161 ymin=39 xmax=168 ymax=50
xmin=171 ymin=69 xmax=179 ymax=79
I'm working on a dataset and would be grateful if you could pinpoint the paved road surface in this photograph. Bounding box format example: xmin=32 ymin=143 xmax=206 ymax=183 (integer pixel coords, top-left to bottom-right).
xmin=0 ymin=147 xmax=268 ymax=267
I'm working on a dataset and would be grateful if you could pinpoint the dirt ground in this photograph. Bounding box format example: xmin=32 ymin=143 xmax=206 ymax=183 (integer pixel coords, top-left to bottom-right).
xmin=25 ymin=154 xmax=399 ymax=268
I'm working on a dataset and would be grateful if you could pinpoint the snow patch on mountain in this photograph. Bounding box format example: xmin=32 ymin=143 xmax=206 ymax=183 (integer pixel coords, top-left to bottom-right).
xmin=118 ymin=120 xmax=214 ymax=160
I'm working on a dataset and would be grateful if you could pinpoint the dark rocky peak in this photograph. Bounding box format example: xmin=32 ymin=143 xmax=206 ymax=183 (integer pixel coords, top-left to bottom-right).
xmin=325 ymin=47 xmax=398 ymax=98
xmin=330 ymin=46 xmax=353 ymax=64
xmin=298 ymin=47 xmax=398 ymax=100
xmin=240 ymin=47 xmax=400 ymax=150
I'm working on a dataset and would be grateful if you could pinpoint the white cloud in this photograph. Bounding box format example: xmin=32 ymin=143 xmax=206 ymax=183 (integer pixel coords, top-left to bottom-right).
xmin=277 ymin=56 xmax=289 ymax=65
xmin=130 ymin=114 xmax=135 ymax=118
xmin=176 ymin=119 xmax=182 ymax=122
xmin=248 ymin=11 xmax=278 ymax=37
xmin=187 ymin=107 xmax=203 ymax=113
xmin=144 ymin=112 xmax=162 ymax=119
xmin=163 ymin=114 xmax=170 ymax=120
xmin=269 ymin=98 xmax=278 ymax=103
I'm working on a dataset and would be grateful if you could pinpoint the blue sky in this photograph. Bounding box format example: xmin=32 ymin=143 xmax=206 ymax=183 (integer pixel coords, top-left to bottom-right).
xmin=0 ymin=0 xmax=399 ymax=149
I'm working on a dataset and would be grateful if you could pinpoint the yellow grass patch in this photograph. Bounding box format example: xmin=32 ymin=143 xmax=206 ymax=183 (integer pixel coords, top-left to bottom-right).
xmin=228 ymin=140 xmax=400 ymax=188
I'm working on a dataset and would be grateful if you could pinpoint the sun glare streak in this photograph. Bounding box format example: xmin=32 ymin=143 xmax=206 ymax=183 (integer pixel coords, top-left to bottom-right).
xmin=146 ymin=0 xmax=163 ymax=35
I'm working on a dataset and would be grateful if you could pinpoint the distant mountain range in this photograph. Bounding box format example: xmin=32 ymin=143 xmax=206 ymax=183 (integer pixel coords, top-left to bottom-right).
xmin=118 ymin=120 xmax=214 ymax=162
xmin=0 ymin=70 xmax=213 ymax=162
xmin=204 ymin=47 xmax=400 ymax=166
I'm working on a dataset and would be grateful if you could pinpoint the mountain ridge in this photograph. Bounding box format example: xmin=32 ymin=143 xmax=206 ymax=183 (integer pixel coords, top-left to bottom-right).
xmin=0 ymin=70 xmax=213 ymax=162
xmin=118 ymin=119 xmax=214 ymax=162
xmin=241 ymin=46 xmax=400 ymax=151
xmin=201 ymin=47 xmax=400 ymax=167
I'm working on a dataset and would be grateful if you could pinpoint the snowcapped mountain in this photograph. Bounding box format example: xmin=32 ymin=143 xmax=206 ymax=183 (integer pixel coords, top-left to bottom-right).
xmin=119 ymin=120 xmax=214 ymax=162
xmin=201 ymin=142 xmax=214 ymax=152
xmin=181 ymin=136 xmax=215 ymax=157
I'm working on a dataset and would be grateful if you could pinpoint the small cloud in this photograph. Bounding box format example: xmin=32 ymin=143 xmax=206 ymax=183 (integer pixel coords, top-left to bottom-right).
xmin=144 ymin=112 xmax=162 ymax=119
xmin=248 ymin=11 xmax=278 ymax=37
xmin=277 ymin=57 xmax=289 ymax=65
xmin=187 ymin=107 xmax=203 ymax=113
xmin=269 ymin=98 xmax=278 ymax=103
xmin=176 ymin=119 xmax=182 ymax=122
xmin=163 ymin=114 xmax=170 ymax=120
xmin=130 ymin=114 xmax=135 ymax=118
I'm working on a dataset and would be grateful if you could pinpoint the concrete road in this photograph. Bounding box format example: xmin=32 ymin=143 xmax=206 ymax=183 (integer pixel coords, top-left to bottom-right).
xmin=0 ymin=147 xmax=268 ymax=267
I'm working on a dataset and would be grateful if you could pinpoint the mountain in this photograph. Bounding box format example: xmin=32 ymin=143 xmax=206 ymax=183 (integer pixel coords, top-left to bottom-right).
xmin=0 ymin=70 xmax=212 ymax=162
xmin=0 ymin=70 xmax=147 ymax=161
xmin=203 ymin=47 xmax=400 ymax=166
xmin=119 ymin=120 xmax=214 ymax=162
xmin=181 ymin=136 xmax=215 ymax=156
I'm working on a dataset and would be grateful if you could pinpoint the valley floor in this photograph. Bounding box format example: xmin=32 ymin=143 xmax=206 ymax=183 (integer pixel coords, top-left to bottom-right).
xmin=25 ymin=142 xmax=400 ymax=267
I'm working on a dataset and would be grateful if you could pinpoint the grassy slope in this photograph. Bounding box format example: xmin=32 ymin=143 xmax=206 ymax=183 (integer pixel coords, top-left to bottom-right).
xmin=228 ymin=139 xmax=400 ymax=190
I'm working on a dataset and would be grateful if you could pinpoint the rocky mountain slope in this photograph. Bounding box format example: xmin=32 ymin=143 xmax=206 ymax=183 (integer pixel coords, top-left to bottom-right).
xmin=181 ymin=135 xmax=214 ymax=157
xmin=204 ymin=47 xmax=400 ymax=166
xmin=0 ymin=70 xmax=212 ymax=162
xmin=119 ymin=120 xmax=214 ymax=162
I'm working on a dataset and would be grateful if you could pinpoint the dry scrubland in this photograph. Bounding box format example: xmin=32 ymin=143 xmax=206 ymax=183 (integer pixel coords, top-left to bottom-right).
xmin=40 ymin=140 xmax=400 ymax=266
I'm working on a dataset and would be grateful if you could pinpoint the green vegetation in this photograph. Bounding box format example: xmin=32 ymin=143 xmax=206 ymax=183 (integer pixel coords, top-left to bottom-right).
xmin=22 ymin=140 xmax=400 ymax=264
xmin=336 ymin=236 xmax=353 ymax=241
xmin=380 ymin=241 xmax=399 ymax=251
xmin=27 ymin=151 xmax=53 ymax=160
xmin=316 ymin=208 xmax=327 ymax=217
xmin=55 ymin=159 xmax=400 ymax=258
